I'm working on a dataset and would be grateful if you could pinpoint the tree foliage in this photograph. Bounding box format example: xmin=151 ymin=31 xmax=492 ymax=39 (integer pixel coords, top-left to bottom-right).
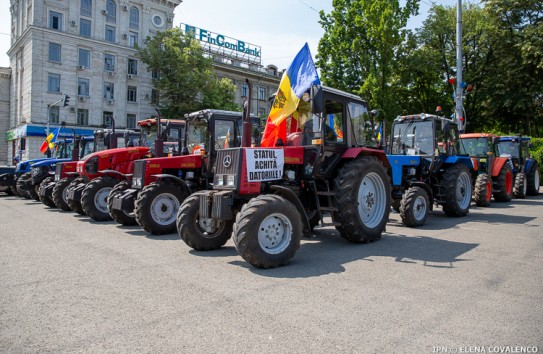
xmin=138 ymin=28 xmax=238 ymax=118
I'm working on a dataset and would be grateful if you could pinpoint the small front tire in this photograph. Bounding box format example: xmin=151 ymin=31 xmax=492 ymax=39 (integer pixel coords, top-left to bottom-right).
xmin=400 ymin=186 xmax=430 ymax=227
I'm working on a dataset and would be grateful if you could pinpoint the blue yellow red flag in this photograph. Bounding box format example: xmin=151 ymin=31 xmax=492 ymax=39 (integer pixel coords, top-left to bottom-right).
xmin=39 ymin=126 xmax=61 ymax=154
xmin=261 ymin=43 xmax=320 ymax=147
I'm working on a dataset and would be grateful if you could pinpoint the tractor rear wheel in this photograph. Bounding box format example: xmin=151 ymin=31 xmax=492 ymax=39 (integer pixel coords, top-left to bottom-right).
xmin=16 ymin=172 xmax=33 ymax=199
xmin=333 ymin=157 xmax=390 ymax=243
xmin=493 ymin=162 xmax=513 ymax=202
xmin=81 ymin=177 xmax=117 ymax=221
xmin=177 ymin=193 xmax=233 ymax=250
xmin=442 ymin=164 xmax=472 ymax=217
xmin=514 ymin=172 xmax=527 ymax=199
xmin=135 ymin=180 xmax=189 ymax=235
xmin=108 ymin=181 xmax=137 ymax=225
xmin=31 ymin=184 xmax=40 ymax=201
xmin=400 ymin=186 xmax=429 ymax=227
xmin=233 ymin=194 xmax=301 ymax=268
xmin=53 ymin=177 xmax=74 ymax=211
xmin=526 ymin=162 xmax=540 ymax=196
xmin=67 ymin=178 xmax=86 ymax=215
xmin=474 ymin=173 xmax=492 ymax=207
xmin=39 ymin=177 xmax=56 ymax=208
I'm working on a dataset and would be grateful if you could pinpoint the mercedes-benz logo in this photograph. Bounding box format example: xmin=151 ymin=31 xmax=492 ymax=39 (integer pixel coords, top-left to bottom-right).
xmin=223 ymin=155 xmax=232 ymax=168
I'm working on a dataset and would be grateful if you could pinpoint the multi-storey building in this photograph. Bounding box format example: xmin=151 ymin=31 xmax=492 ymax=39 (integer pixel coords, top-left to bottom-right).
xmin=4 ymin=1 xmax=281 ymax=163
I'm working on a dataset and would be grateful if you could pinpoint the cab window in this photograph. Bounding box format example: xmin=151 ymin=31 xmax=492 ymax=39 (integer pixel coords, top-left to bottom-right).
xmin=323 ymin=100 xmax=344 ymax=144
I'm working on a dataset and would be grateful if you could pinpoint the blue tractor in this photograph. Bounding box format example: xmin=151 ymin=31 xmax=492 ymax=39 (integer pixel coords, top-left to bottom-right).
xmin=388 ymin=113 xmax=474 ymax=227
xmin=495 ymin=135 xmax=540 ymax=198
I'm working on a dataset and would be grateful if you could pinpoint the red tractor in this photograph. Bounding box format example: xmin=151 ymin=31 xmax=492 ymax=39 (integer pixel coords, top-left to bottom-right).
xmin=177 ymin=84 xmax=391 ymax=268
xmin=65 ymin=117 xmax=185 ymax=221
xmin=108 ymin=109 xmax=259 ymax=235
xmin=459 ymin=133 xmax=514 ymax=206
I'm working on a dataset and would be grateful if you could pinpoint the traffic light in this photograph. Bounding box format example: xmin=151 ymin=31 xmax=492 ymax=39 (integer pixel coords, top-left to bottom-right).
xmin=62 ymin=94 xmax=70 ymax=107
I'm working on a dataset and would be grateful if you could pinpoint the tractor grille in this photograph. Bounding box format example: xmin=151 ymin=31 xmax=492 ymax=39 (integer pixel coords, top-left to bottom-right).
xmin=131 ymin=160 xmax=146 ymax=189
xmin=213 ymin=148 xmax=241 ymax=190
xmin=54 ymin=164 xmax=63 ymax=181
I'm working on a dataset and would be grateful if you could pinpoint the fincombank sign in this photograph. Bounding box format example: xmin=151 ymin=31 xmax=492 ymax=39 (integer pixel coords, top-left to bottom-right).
xmin=181 ymin=23 xmax=262 ymax=65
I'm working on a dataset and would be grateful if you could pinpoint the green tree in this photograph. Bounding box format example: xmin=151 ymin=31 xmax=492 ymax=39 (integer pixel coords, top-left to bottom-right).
xmin=317 ymin=0 xmax=419 ymax=119
xmin=138 ymin=28 xmax=238 ymax=118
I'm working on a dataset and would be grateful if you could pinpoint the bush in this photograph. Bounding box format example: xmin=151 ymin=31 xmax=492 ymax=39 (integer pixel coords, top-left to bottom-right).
xmin=530 ymin=138 xmax=543 ymax=185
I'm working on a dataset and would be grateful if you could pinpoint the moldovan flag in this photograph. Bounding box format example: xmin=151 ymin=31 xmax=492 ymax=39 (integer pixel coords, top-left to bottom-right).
xmin=39 ymin=126 xmax=60 ymax=154
xmin=260 ymin=43 xmax=320 ymax=147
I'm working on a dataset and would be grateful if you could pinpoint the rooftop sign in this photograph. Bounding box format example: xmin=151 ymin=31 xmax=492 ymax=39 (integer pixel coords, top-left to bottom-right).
xmin=181 ymin=23 xmax=262 ymax=65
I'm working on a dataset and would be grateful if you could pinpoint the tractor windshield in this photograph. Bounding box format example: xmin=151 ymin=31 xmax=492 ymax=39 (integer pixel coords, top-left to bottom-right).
xmin=497 ymin=141 xmax=519 ymax=158
xmin=187 ymin=121 xmax=208 ymax=154
xmin=458 ymin=138 xmax=491 ymax=157
xmin=391 ymin=120 xmax=434 ymax=155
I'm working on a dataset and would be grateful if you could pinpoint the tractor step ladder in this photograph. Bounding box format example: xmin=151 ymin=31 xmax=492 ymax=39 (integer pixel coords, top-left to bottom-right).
xmin=312 ymin=180 xmax=341 ymax=227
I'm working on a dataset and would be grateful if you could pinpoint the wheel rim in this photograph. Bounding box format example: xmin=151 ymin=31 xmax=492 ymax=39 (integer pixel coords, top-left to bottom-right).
xmin=94 ymin=187 xmax=112 ymax=213
xmin=257 ymin=213 xmax=292 ymax=255
xmin=150 ymin=193 xmax=180 ymax=226
xmin=485 ymin=181 xmax=492 ymax=202
xmin=62 ymin=185 xmax=70 ymax=204
xmin=413 ymin=195 xmax=427 ymax=221
xmin=357 ymin=172 xmax=387 ymax=228
xmin=456 ymin=172 xmax=472 ymax=209
xmin=505 ymin=171 xmax=513 ymax=194
xmin=197 ymin=218 xmax=226 ymax=237
xmin=535 ymin=170 xmax=540 ymax=192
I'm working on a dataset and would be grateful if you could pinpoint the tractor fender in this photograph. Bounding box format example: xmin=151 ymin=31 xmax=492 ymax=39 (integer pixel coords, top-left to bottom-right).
xmin=408 ymin=181 xmax=434 ymax=210
xmin=151 ymin=174 xmax=192 ymax=195
xmin=99 ymin=169 xmax=130 ymax=181
xmin=524 ymin=158 xmax=536 ymax=174
xmin=491 ymin=157 xmax=509 ymax=177
xmin=341 ymin=147 xmax=391 ymax=168
xmin=269 ymin=185 xmax=311 ymax=238
xmin=444 ymin=156 xmax=474 ymax=170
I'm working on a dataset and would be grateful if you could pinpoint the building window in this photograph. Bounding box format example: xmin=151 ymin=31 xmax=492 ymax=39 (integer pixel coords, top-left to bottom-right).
xmin=49 ymin=11 xmax=63 ymax=31
xmin=241 ymin=83 xmax=248 ymax=97
xmin=127 ymin=86 xmax=137 ymax=102
xmin=127 ymin=59 xmax=138 ymax=75
xmin=77 ymin=109 xmax=89 ymax=125
xmin=104 ymin=54 xmax=115 ymax=71
xmin=80 ymin=19 xmax=91 ymax=37
xmin=103 ymin=111 xmax=114 ymax=127
xmin=127 ymin=114 xmax=136 ymax=129
xmin=152 ymin=15 xmax=163 ymax=27
xmin=49 ymin=105 xmax=60 ymax=124
xmin=78 ymin=48 xmax=90 ymax=67
xmin=48 ymin=43 xmax=61 ymax=63
xmin=258 ymin=108 xmax=266 ymax=117
xmin=152 ymin=69 xmax=160 ymax=80
xmin=104 ymin=82 xmax=115 ymax=99
xmin=129 ymin=32 xmax=138 ymax=48
xmin=106 ymin=0 xmax=116 ymax=23
xmin=78 ymin=78 xmax=90 ymax=96
xmin=129 ymin=7 xmax=139 ymax=29
xmin=258 ymin=87 xmax=266 ymax=100
xmin=151 ymin=89 xmax=159 ymax=104
xmin=48 ymin=73 xmax=61 ymax=92
xmin=105 ymin=25 xmax=116 ymax=43
xmin=80 ymin=0 xmax=92 ymax=17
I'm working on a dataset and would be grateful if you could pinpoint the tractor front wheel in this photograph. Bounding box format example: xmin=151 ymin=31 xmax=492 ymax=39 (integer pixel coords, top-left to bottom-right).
xmin=474 ymin=173 xmax=492 ymax=207
xmin=442 ymin=164 xmax=472 ymax=217
xmin=400 ymin=186 xmax=430 ymax=227
xmin=493 ymin=162 xmax=513 ymax=202
xmin=67 ymin=178 xmax=86 ymax=215
xmin=107 ymin=181 xmax=137 ymax=225
xmin=16 ymin=172 xmax=32 ymax=199
xmin=514 ymin=172 xmax=527 ymax=199
xmin=81 ymin=177 xmax=117 ymax=221
xmin=53 ymin=177 xmax=74 ymax=211
xmin=333 ymin=157 xmax=390 ymax=243
xmin=135 ymin=181 xmax=189 ymax=235
xmin=39 ymin=177 xmax=56 ymax=208
xmin=527 ymin=162 xmax=540 ymax=196
xmin=233 ymin=194 xmax=301 ymax=268
xmin=177 ymin=193 xmax=233 ymax=250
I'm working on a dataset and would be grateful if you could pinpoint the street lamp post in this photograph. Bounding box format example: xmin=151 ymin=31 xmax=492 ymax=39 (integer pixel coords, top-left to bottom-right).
xmin=46 ymin=97 xmax=65 ymax=157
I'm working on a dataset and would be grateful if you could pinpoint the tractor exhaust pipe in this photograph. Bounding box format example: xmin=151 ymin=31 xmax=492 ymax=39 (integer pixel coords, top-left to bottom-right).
xmin=241 ymin=79 xmax=253 ymax=148
xmin=154 ymin=109 xmax=164 ymax=157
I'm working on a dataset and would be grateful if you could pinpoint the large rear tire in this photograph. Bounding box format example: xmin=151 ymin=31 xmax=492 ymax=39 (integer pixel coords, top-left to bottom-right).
xmin=474 ymin=173 xmax=492 ymax=207
xmin=177 ymin=193 xmax=233 ymax=250
xmin=39 ymin=177 xmax=56 ymax=208
xmin=233 ymin=194 xmax=301 ymax=269
xmin=81 ymin=177 xmax=117 ymax=221
xmin=333 ymin=157 xmax=390 ymax=243
xmin=16 ymin=172 xmax=33 ymax=199
xmin=67 ymin=178 xmax=86 ymax=215
xmin=513 ymin=172 xmax=527 ymax=199
xmin=493 ymin=162 xmax=513 ymax=202
xmin=442 ymin=164 xmax=472 ymax=217
xmin=135 ymin=181 xmax=189 ymax=235
xmin=400 ymin=186 xmax=429 ymax=227
xmin=526 ymin=162 xmax=540 ymax=196
xmin=53 ymin=177 xmax=74 ymax=211
xmin=108 ymin=181 xmax=138 ymax=225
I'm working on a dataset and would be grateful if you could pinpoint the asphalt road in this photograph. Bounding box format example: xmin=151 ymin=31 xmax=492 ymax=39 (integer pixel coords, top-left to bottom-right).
xmin=1 ymin=191 xmax=542 ymax=353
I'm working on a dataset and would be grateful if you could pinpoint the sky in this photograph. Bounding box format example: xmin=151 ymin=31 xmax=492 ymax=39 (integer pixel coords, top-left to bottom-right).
xmin=0 ymin=0 xmax=467 ymax=70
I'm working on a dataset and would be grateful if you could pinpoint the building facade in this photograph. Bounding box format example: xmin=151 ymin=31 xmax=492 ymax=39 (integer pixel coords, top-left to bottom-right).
xmin=4 ymin=0 xmax=281 ymax=163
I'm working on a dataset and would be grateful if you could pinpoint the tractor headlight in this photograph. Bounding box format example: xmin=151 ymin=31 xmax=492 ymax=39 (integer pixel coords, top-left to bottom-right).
xmin=226 ymin=175 xmax=235 ymax=186
xmin=132 ymin=177 xmax=143 ymax=189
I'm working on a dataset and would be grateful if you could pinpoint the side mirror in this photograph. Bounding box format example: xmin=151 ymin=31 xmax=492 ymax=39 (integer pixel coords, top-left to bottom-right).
xmin=310 ymin=85 xmax=324 ymax=114
xmin=370 ymin=110 xmax=379 ymax=118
